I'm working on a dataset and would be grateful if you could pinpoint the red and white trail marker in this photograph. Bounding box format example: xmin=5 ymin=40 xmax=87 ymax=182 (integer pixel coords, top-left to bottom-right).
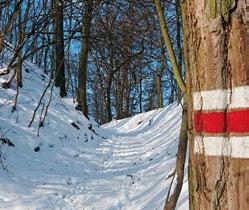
xmin=193 ymin=86 xmax=249 ymax=158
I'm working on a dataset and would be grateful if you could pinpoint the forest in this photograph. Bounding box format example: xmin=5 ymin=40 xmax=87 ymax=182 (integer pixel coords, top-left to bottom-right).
xmin=0 ymin=0 xmax=182 ymax=124
xmin=0 ymin=0 xmax=249 ymax=210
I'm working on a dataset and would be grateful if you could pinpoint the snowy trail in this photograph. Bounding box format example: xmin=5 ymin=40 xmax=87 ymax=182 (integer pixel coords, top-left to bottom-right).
xmin=51 ymin=105 xmax=187 ymax=210
xmin=0 ymin=103 xmax=188 ymax=210
xmin=0 ymin=58 xmax=188 ymax=209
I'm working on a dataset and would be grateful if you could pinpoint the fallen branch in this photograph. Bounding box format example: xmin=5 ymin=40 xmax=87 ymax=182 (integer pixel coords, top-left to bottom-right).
xmin=28 ymin=77 xmax=52 ymax=127
xmin=37 ymin=102 xmax=45 ymax=136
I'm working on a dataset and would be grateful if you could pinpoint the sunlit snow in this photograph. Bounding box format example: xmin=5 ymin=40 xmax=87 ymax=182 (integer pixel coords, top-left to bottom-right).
xmin=0 ymin=58 xmax=188 ymax=209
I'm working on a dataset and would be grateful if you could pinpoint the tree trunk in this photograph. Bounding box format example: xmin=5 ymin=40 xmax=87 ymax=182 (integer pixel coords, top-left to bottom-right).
xmin=176 ymin=0 xmax=182 ymax=75
xmin=154 ymin=0 xmax=186 ymax=94
xmin=0 ymin=32 xmax=4 ymax=53
xmin=54 ymin=0 xmax=67 ymax=97
xmin=0 ymin=0 xmax=22 ymax=53
xmin=139 ymin=67 xmax=143 ymax=113
xmin=154 ymin=1 xmax=188 ymax=209
xmin=156 ymin=37 xmax=165 ymax=109
xmin=164 ymin=100 xmax=188 ymax=210
xmin=16 ymin=1 xmax=25 ymax=88
xmin=182 ymin=0 xmax=249 ymax=209
xmin=176 ymin=0 xmax=183 ymax=103
xmin=106 ymin=71 xmax=113 ymax=122
xmin=77 ymin=0 xmax=93 ymax=118
xmin=155 ymin=73 xmax=163 ymax=108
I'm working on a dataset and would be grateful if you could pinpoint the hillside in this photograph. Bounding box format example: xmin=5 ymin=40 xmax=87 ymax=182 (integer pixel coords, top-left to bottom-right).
xmin=0 ymin=60 xmax=188 ymax=209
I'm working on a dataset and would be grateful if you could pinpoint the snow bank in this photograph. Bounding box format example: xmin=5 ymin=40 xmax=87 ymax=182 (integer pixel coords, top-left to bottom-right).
xmin=0 ymin=57 xmax=188 ymax=209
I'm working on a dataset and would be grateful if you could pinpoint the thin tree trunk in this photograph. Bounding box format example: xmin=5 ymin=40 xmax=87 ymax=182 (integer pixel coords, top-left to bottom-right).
xmin=155 ymin=73 xmax=163 ymax=108
xmin=16 ymin=0 xmax=26 ymax=88
xmin=0 ymin=0 xmax=23 ymax=53
xmin=77 ymin=0 xmax=93 ymax=118
xmin=176 ymin=0 xmax=183 ymax=103
xmin=164 ymin=100 xmax=188 ymax=210
xmin=154 ymin=0 xmax=186 ymax=94
xmin=106 ymin=72 xmax=113 ymax=122
xmin=54 ymin=0 xmax=67 ymax=97
xmin=176 ymin=0 xmax=182 ymax=75
xmin=139 ymin=69 xmax=143 ymax=113
xmin=0 ymin=33 xmax=4 ymax=53
xmin=156 ymin=37 xmax=165 ymax=109
xmin=154 ymin=1 xmax=188 ymax=209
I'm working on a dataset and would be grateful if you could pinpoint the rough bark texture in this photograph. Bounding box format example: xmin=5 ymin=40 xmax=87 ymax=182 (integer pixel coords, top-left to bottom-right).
xmin=183 ymin=0 xmax=249 ymax=209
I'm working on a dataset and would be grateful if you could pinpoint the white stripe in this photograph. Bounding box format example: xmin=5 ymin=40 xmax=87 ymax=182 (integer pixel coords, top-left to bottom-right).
xmin=194 ymin=136 xmax=249 ymax=158
xmin=193 ymin=86 xmax=249 ymax=110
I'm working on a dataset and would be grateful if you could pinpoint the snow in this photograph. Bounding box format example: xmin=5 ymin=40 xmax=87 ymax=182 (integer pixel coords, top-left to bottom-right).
xmin=0 ymin=56 xmax=188 ymax=209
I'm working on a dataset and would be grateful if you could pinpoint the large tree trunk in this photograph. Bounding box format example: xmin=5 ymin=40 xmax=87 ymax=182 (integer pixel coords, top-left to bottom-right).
xmin=54 ymin=0 xmax=67 ymax=97
xmin=77 ymin=0 xmax=93 ymax=118
xmin=182 ymin=0 xmax=249 ymax=209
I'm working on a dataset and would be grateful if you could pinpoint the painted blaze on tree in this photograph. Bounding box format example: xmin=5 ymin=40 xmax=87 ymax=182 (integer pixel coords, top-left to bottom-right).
xmin=185 ymin=0 xmax=249 ymax=209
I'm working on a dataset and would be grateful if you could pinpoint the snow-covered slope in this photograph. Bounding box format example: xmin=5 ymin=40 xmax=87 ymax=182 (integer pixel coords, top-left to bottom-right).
xmin=102 ymin=105 xmax=188 ymax=210
xmin=0 ymin=57 xmax=188 ymax=209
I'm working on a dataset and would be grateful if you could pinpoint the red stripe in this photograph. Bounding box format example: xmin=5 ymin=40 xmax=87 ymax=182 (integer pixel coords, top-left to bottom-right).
xmin=194 ymin=109 xmax=249 ymax=133
xmin=194 ymin=112 xmax=225 ymax=133
xmin=228 ymin=110 xmax=249 ymax=133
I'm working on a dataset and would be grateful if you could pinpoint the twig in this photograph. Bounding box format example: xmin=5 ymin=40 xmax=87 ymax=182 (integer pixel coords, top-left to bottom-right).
xmin=165 ymin=170 xmax=176 ymax=202
xmin=28 ymin=77 xmax=52 ymax=127
xmin=40 ymin=81 xmax=55 ymax=128
xmin=37 ymin=102 xmax=45 ymax=136
xmin=12 ymin=76 xmax=20 ymax=112
xmin=0 ymin=145 xmax=8 ymax=171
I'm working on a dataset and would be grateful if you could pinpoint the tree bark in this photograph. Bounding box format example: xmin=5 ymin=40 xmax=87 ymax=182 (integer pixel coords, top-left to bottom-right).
xmin=54 ymin=0 xmax=67 ymax=97
xmin=77 ymin=0 xmax=93 ymax=118
xmin=182 ymin=0 xmax=249 ymax=209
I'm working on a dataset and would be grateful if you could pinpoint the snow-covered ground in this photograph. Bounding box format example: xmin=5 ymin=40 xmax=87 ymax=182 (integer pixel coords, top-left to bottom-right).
xmin=0 ymin=56 xmax=188 ymax=209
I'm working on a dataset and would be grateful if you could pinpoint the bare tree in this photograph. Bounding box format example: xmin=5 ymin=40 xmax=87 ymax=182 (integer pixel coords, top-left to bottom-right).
xmin=77 ymin=0 xmax=93 ymax=118
xmin=54 ymin=0 xmax=67 ymax=97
